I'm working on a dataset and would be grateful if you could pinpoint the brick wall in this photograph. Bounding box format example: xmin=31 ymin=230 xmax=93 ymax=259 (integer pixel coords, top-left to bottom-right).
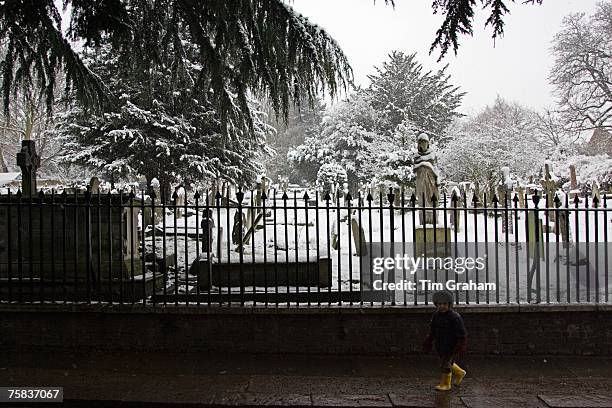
xmin=1 ymin=304 xmax=610 ymax=355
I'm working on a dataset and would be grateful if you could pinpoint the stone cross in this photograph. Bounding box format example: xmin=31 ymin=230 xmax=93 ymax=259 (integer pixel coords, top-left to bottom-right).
xmin=16 ymin=140 xmax=40 ymax=197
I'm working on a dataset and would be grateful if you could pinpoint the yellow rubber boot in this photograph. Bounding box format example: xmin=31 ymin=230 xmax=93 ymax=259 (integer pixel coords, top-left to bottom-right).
xmin=451 ymin=363 xmax=466 ymax=385
xmin=435 ymin=373 xmax=452 ymax=391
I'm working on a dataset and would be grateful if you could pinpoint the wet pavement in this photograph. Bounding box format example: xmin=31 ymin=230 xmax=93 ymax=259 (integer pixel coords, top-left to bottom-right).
xmin=0 ymin=351 xmax=611 ymax=407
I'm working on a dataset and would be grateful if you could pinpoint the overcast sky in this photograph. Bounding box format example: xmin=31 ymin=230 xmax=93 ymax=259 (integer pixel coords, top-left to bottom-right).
xmin=290 ymin=0 xmax=600 ymax=115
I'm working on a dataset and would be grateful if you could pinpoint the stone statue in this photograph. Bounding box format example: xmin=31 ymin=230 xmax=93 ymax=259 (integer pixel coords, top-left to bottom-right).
xmin=413 ymin=133 xmax=439 ymax=225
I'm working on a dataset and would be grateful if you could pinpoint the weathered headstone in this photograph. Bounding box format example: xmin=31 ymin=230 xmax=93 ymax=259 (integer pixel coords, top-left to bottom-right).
xmin=393 ymin=187 xmax=401 ymax=206
xmin=89 ymin=176 xmax=101 ymax=194
xmin=330 ymin=221 xmax=339 ymax=250
xmin=569 ymin=165 xmax=578 ymax=190
xmin=517 ymin=186 xmax=526 ymax=209
xmin=351 ymin=216 xmax=368 ymax=256
xmin=449 ymin=187 xmax=461 ymax=232
xmin=175 ymin=186 xmax=186 ymax=218
xmin=16 ymin=140 xmax=40 ymax=197
xmin=201 ymin=209 xmax=215 ymax=254
xmin=231 ymin=210 xmax=246 ymax=245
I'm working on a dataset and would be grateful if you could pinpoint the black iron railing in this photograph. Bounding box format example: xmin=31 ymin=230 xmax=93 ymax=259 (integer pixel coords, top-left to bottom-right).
xmin=0 ymin=187 xmax=609 ymax=306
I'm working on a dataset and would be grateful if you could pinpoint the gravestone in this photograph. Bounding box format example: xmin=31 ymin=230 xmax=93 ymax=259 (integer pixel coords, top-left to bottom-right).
xmin=569 ymin=164 xmax=580 ymax=200
xmin=0 ymin=193 xmax=155 ymax=301
xmin=201 ymin=209 xmax=215 ymax=254
xmin=497 ymin=167 xmax=514 ymax=233
xmin=175 ymin=186 xmax=186 ymax=218
xmin=464 ymin=183 xmax=475 ymax=211
xmin=16 ymin=140 xmax=40 ymax=197
xmin=89 ymin=177 xmax=101 ymax=194
xmin=517 ymin=186 xmax=526 ymax=209
xmin=449 ymin=187 xmax=461 ymax=232
xmin=330 ymin=221 xmax=339 ymax=250
xmin=350 ymin=216 xmax=367 ymax=256
xmin=393 ymin=187 xmax=401 ymax=206
xmin=232 ymin=210 xmax=246 ymax=245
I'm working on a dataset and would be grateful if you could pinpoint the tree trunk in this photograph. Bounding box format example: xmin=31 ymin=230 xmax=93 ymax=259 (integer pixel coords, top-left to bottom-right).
xmin=0 ymin=149 xmax=8 ymax=173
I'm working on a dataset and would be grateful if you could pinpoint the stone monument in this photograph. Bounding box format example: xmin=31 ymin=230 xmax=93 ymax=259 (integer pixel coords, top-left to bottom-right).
xmin=568 ymin=164 xmax=580 ymax=200
xmin=413 ymin=133 xmax=439 ymax=225
xmin=16 ymin=140 xmax=40 ymax=197
xmin=413 ymin=133 xmax=450 ymax=254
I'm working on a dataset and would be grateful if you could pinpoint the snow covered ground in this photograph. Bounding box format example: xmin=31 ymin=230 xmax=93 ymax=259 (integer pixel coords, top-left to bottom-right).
xmin=141 ymin=195 xmax=612 ymax=305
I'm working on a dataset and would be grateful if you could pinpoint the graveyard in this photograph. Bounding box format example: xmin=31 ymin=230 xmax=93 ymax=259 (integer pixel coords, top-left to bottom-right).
xmin=1 ymin=1 xmax=612 ymax=407
xmin=1 ymin=138 xmax=609 ymax=308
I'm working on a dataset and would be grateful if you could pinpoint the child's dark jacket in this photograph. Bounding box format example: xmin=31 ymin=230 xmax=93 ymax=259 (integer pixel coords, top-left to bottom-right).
xmin=429 ymin=309 xmax=467 ymax=355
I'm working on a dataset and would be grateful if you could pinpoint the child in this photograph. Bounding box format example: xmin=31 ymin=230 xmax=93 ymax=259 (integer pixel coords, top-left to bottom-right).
xmin=422 ymin=290 xmax=468 ymax=391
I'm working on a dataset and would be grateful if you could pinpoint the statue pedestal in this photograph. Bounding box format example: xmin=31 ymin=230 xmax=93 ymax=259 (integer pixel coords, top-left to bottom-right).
xmin=414 ymin=225 xmax=452 ymax=258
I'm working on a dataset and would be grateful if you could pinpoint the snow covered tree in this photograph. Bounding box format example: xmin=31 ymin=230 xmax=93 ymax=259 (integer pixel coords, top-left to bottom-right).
xmin=439 ymin=97 xmax=547 ymax=197
xmin=549 ymin=2 xmax=612 ymax=131
xmin=550 ymin=2 xmax=612 ymax=132
xmin=289 ymin=52 xmax=462 ymax=187
xmin=0 ymin=82 xmax=67 ymax=177
xmin=55 ymin=33 xmax=274 ymax=199
xmin=0 ymin=0 xmax=547 ymax=115
xmin=367 ymin=51 xmax=464 ymax=138
xmin=288 ymin=92 xmax=384 ymax=185
xmin=0 ymin=0 xmax=351 ymax=139
xmin=265 ymin=99 xmax=326 ymax=184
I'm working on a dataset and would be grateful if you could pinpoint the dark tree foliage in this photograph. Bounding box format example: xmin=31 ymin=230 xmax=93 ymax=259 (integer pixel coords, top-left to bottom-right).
xmin=0 ymin=0 xmax=544 ymax=130
xmin=429 ymin=0 xmax=544 ymax=60
xmin=0 ymin=0 xmax=352 ymax=137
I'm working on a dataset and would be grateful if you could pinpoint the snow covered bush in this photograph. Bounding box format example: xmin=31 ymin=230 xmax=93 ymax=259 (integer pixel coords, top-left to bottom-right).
xmin=316 ymin=163 xmax=348 ymax=194
xmin=289 ymin=92 xmax=381 ymax=184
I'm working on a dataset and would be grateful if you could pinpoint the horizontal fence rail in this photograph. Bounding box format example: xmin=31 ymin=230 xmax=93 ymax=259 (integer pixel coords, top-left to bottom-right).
xmin=0 ymin=187 xmax=610 ymax=307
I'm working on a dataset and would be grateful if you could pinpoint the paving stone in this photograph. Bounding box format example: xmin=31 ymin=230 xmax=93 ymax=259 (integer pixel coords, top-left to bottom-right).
xmin=311 ymin=394 xmax=392 ymax=407
xmin=388 ymin=392 xmax=458 ymax=407
xmin=461 ymin=396 xmax=545 ymax=408
xmin=538 ymin=394 xmax=612 ymax=408
xmin=213 ymin=392 xmax=312 ymax=406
